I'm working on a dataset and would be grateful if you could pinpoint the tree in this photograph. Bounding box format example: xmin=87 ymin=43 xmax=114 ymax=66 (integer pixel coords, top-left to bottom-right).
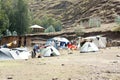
xmin=0 ymin=0 xmax=9 ymax=35
xmin=53 ymin=20 xmax=62 ymax=31
xmin=44 ymin=25 xmax=55 ymax=33
xmin=38 ymin=16 xmax=62 ymax=32
xmin=14 ymin=0 xmax=30 ymax=35
xmin=0 ymin=11 xmax=9 ymax=35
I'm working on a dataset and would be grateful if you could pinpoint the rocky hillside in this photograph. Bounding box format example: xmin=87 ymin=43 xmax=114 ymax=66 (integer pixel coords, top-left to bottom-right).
xmin=28 ymin=0 xmax=120 ymax=28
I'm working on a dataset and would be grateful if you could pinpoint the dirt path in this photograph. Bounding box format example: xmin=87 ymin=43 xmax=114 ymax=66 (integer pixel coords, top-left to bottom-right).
xmin=0 ymin=47 xmax=120 ymax=80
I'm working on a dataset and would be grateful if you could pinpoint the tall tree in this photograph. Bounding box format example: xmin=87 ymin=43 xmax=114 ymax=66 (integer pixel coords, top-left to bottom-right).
xmin=14 ymin=0 xmax=30 ymax=35
xmin=0 ymin=0 xmax=17 ymax=32
xmin=0 ymin=0 xmax=9 ymax=35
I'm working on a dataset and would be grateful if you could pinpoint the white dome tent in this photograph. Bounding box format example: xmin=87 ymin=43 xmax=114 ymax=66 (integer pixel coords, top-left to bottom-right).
xmin=80 ymin=42 xmax=99 ymax=53
xmin=40 ymin=46 xmax=60 ymax=57
xmin=0 ymin=48 xmax=31 ymax=60
xmin=84 ymin=36 xmax=107 ymax=48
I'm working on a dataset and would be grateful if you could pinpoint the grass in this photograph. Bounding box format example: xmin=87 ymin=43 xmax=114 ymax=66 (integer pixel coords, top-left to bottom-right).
xmin=112 ymin=26 xmax=120 ymax=32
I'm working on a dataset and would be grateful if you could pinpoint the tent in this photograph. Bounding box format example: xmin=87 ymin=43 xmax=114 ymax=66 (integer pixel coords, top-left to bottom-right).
xmin=46 ymin=38 xmax=58 ymax=49
xmin=53 ymin=37 xmax=69 ymax=43
xmin=80 ymin=42 xmax=99 ymax=53
xmin=40 ymin=46 xmax=60 ymax=57
xmin=0 ymin=48 xmax=14 ymax=60
xmin=0 ymin=48 xmax=30 ymax=60
xmin=46 ymin=37 xmax=69 ymax=49
xmin=84 ymin=36 xmax=107 ymax=48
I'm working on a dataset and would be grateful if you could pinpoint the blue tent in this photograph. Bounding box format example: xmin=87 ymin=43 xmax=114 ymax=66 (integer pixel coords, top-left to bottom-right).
xmin=46 ymin=38 xmax=58 ymax=49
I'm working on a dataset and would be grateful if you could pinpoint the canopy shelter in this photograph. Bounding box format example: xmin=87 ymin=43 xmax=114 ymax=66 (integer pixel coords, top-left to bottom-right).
xmin=30 ymin=25 xmax=45 ymax=33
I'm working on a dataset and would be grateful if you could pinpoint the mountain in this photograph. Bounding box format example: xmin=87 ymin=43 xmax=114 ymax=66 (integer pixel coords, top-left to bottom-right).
xmin=28 ymin=0 xmax=120 ymax=28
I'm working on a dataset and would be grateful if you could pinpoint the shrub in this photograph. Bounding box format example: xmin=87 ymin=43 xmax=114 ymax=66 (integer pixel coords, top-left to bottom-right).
xmin=115 ymin=15 xmax=120 ymax=26
xmin=74 ymin=25 xmax=84 ymax=36
xmin=6 ymin=29 xmax=12 ymax=36
xmin=36 ymin=16 xmax=62 ymax=32
xmin=44 ymin=25 xmax=56 ymax=33
xmin=89 ymin=17 xmax=101 ymax=28
xmin=113 ymin=15 xmax=120 ymax=32
xmin=12 ymin=31 xmax=17 ymax=36
xmin=112 ymin=26 xmax=120 ymax=32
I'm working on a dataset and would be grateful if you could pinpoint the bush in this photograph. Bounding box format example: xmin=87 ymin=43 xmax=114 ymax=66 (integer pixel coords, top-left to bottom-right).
xmin=115 ymin=15 xmax=120 ymax=26
xmin=33 ymin=16 xmax=62 ymax=32
xmin=44 ymin=25 xmax=56 ymax=33
xmin=12 ymin=31 xmax=17 ymax=36
xmin=113 ymin=15 xmax=120 ymax=32
xmin=6 ymin=29 xmax=12 ymax=36
xmin=89 ymin=17 xmax=101 ymax=28
xmin=112 ymin=26 xmax=120 ymax=32
xmin=74 ymin=25 xmax=84 ymax=36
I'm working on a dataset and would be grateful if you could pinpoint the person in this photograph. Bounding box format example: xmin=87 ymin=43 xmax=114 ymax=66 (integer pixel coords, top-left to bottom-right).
xmin=32 ymin=44 xmax=39 ymax=58
xmin=24 ymin=36 xmax=26 ymax=47
xmin=18 ymin=37 xmax=22 ymax=47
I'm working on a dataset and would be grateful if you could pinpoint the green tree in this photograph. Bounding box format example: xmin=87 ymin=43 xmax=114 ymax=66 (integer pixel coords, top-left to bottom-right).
xmin=0 ymin=0 xmax=9 ymax=35
xmin=2 ymin=0 xmax=17 ymax=32
xmin=38 ymin=16 xmax=62 ymax=32
xmin=44 ymin=25 xmax=55 ymax=33
xmin=0 ymin=11 xmax=9 ymax=35
xmin=14 ymin=0 xmax=30 ymax=35
xmin=53 ymin=20 xmax=62 ymax=31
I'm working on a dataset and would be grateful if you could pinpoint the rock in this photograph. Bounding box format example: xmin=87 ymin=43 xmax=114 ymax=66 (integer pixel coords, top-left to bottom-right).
xmin=52 ymin=78 xmax=58 ymax=80
xmin=68 ymin=52 xmax=73 ymax=54
xmin=68 ymin=78 xmax=71 ymax=80
xmin=116 ymin=55 xmax=120 ymax=57
xmin=105 ymin=70 xmax=111 ymax=73
xmin=7 ymin=76 xmax=13 ymax=79
xmin=61 ymin=64 xmax=65 ymax=66
xmin=113 ymin=61 xmax=118 ymax=63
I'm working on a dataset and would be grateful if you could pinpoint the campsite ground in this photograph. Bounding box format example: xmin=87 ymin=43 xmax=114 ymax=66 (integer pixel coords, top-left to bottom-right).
xmin=0 ymin=47 xmax=120 ymax=80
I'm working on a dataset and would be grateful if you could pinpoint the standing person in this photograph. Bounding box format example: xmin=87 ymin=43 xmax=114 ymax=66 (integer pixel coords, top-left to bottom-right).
xmin=18 ymin=37 xmax=22 ymax=47
xmin=32 ymin=44 xmax=39 ymax=58
xmin=24 ymin=36 xmax=26 ymax=47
